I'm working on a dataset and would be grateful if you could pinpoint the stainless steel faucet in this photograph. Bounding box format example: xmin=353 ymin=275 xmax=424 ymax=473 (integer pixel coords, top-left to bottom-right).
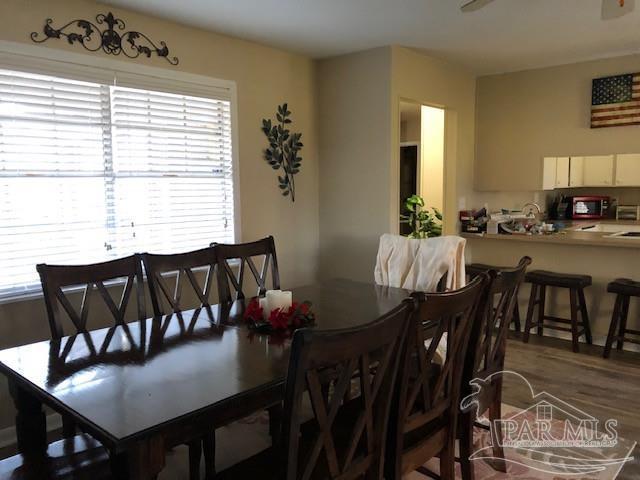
xmin=522 ymin=202 xmax=542 ymax=219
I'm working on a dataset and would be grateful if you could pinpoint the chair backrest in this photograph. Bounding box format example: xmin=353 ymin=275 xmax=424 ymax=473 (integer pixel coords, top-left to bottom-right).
xmin=466 ymin=256 xmax=531 ymax=386
xmin=142 ymin=247 xmax=218 ymax=316
xmin=279 ymin=300 xmax=413 ymax=480
xmin=37 ymin=255 xmax=146 ymax=339
xmin=386 ymin=274 xmax=489 ymax=476
xmin=213 ymin=236 xmax=280 ymax=303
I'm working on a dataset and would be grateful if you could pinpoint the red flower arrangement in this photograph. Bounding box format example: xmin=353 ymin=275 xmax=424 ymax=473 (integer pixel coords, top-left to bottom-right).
xmin=243 ymin=298 xmax=315 ymax=333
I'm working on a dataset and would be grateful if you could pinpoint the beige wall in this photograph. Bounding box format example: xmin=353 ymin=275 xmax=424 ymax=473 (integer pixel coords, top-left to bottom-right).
xmin=317 ymin=48 xmax=392 ymax=282
xmin=471 ymin=54 xmax=640 ymax=349
xmin=420 ymin=105 xmax=445 ymax=213
xmin=476 ymin=54 xmax=640 ymax=193
xmin=316 ymin=46 xmax=478 ymax=282
xmin=0 ymin=0 xmax=319 ymax=429
xmin=400 ymin=102 xmax=421 ymax=143
xmin=391 ymin=46 xmax=477 ymax=234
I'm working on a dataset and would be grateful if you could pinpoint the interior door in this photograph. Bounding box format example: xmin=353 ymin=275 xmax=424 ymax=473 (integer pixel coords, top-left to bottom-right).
xmin=400 ymin=145 xmax=418 ymax=235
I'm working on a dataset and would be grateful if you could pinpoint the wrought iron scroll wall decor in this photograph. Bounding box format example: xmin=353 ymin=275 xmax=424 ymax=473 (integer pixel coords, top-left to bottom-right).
xmin=31 ymin=12 xmax=179 ymax=65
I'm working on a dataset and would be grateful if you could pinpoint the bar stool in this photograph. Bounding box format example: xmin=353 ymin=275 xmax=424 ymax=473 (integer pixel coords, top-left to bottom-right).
xmin=523 ymin=270 xmax=593 ymax=353
xmin=467 ymin=263 xmax=522 ymax=332
xmin=603 ymin=278 xmax=640 ymax=358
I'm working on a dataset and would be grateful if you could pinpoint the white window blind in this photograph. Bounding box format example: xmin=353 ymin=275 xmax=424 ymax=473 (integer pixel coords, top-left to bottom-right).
xmin=0 ymin=68 xmax=235 ymax=300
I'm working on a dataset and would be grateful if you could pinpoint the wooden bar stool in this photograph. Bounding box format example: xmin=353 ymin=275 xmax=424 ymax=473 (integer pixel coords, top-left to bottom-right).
xmin=467 ymin=263 xmax=523 ymax=332
xmin=523 ymin=270 xmax=593 ymax=353
xmin=603 ymin=278 xmax=640 ymax=358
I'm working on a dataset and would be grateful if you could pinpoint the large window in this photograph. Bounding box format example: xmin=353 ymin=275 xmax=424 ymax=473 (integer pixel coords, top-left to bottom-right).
xmin=0 ymin=67 xmax=235 ymax=299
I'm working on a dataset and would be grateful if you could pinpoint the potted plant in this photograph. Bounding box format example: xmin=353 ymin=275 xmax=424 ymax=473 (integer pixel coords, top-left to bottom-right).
xmin=400 ymin=194 xmax=442 ymax=238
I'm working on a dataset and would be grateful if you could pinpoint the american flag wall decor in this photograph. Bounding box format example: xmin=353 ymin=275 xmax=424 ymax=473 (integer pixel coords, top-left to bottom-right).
xmin=591 ymin=73 xmax=640 ymax=128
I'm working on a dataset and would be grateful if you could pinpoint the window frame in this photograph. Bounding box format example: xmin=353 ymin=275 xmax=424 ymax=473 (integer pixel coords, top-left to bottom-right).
xmin=0 ymin=41 xmax=241 ymax=304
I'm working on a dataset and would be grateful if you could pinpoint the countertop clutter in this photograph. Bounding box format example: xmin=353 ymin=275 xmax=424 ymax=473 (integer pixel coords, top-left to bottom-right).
xmin=462 ymin=220 xmax=640 ymax=249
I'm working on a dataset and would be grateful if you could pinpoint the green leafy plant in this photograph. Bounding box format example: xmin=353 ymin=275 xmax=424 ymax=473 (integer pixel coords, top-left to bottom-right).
xmin=261 ymin=103 xmax=304 ymax=202
xmin=400 ymin=194 xmax=443 ymax=238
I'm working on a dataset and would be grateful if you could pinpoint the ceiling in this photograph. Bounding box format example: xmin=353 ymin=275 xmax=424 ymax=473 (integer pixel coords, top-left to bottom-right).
xmin=102 ymin=0 xmax=640 ymax=74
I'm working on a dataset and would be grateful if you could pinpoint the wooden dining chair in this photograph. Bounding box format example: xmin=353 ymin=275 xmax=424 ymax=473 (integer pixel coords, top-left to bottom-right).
xmin=212 ymin=236 xmax=280 ymax=303
xmin=33 ymin=255 xmax=147 ymax=478
xmin=385 ymin=275 xmax=490 ymax=480
xmin=215 ymin=299 xmax=414 ymax=480
xmin=141 ymin=247 xmax=218 ymax=317
xmin=458 ymin=256 xmax=531 ymax=480
xmin=37 ymin=254 xmax=146 ymax=340
xmin=37 ymin=255 xmax=204 ymax=480
xmin=0 ymin=434 xmax=112 ymax=480
xmin=37 ymin=255 xmax=147 ymax=437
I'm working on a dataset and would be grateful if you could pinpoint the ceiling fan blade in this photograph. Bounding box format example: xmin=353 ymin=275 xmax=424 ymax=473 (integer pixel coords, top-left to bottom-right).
xmin=602 ymin=0 xmax=635 ymax=19
xmin=461 ymin=0 xmax=498 ymax=12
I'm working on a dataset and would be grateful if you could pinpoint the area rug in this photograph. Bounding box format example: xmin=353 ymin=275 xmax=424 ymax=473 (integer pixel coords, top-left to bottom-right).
xmin=408 ymin=404 xmax=636 ymax=480
xmin=159 ymin=404 xmax=636 ymax=479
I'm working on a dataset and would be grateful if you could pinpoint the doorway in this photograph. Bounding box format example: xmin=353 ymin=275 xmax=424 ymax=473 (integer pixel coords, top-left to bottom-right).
xmin=399 ymin=101 xmax=445 ymax=236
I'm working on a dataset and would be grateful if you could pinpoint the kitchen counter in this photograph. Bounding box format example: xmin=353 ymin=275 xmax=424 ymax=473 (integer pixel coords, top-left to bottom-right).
xmin=463 ymin=219 xmax=640 ymax=347
xmin=461 ymin=220 xmax=640 ymax=249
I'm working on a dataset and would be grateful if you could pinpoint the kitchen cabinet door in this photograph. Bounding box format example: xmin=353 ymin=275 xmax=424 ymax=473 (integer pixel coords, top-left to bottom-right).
xmin=615 ymin=154 xmax=640 ymax=187
xmin=582 ymin=155 xmax=614 ymax=186
xmin=542 ymin=157 xmax=557 ymax=190
xmin=555 ymin=157 xmax=570 ymax=188
xmin=569 ymin=156 xmax=584 ymax=187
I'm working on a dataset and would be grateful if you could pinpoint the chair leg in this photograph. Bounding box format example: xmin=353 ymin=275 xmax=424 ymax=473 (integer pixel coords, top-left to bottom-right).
xmin=203 ymin=431 xmax=216 ymax=479
xmin=458 ymin=412 xmax=476 ymax=480
xmin=604 ymin=295 xmax=622 ymax=359
xmin=489 ymin=379 xmax=507 ymax=473
xmin=578 ymin=288 xmax=592 ymax=345
xmin=523 ymin=284 xmax=538 ymax=343
xmin=188 ymin=439 xmax=202 ymax=480
xmin=439 ymin=434 xmax=456 ymax=480
xmin=537 ymin=286 xmax=546 ymax=337
xmin=512 ymin=301 xmax=521 ymax=333
xmin=617 ymin=296 xmax=630 ymax=351
xmin=268 ymin=404 xmax=283 ymax=443
xmin=62 ymin=415 xmax=76 ymax=438
xmin=569 ymin=288 xmax=580 ymax=353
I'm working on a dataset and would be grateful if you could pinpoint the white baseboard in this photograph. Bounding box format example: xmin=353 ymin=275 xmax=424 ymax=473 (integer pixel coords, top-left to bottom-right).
xmin=0 ymin=413 xmax=62 ymax=450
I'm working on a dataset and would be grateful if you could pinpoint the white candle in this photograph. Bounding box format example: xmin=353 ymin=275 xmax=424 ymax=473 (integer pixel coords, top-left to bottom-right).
xmin=265 ymin=289 xmax=293 ymax=312
xmin=280 ymin=291 xmax=292 ymax=309
xmin=259 ymin=297 xmax=269 ymax=320
xmin=265 ymin=290 xmax=282 ymax=313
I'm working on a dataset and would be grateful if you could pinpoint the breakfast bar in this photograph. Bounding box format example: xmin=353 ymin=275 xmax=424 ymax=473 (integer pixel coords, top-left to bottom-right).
xmin=464 ymin=221 xmax=640 ymax=349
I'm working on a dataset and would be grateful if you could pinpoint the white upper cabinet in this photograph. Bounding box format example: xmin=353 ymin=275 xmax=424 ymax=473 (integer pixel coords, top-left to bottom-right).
xmin=615 ymin=154 xmax=640 ymax=187
xmin=542 ymin=157 xmax=556 ymax=191
xmin=542 ymin=157 xmax=571 ymax=190
xmin=582 ymin=155 xmax=614 ymax=186
xmin=541 ymin=154 xmax=640 ymax=189
xmin=569 ymin=156 xmax=584 ymax=187
xmin=555 ymin=157 xmax=570 ymax=188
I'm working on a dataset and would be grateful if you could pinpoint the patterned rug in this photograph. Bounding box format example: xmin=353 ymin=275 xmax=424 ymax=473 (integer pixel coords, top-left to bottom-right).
xmin=159 ymin=404 xmax=635 ymax=479
xmin=408 ymin=404 xmax=636 ymax=480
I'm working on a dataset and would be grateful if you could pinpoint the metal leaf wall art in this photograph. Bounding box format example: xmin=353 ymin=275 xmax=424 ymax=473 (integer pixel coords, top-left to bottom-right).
xmin=31 ymin=12 xmax=179 ymax=65
xmin=261 ymin=104 xmax=304 ymax=202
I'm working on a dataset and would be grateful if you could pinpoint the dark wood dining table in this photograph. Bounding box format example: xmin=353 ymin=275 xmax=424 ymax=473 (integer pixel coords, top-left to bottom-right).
xmin=0 ymin=279 xmax=411 ymax=479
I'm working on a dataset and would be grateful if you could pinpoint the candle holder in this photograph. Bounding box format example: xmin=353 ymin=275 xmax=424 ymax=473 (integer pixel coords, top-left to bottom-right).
xmin=243 ymin=296 xmax=315 ymax=333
